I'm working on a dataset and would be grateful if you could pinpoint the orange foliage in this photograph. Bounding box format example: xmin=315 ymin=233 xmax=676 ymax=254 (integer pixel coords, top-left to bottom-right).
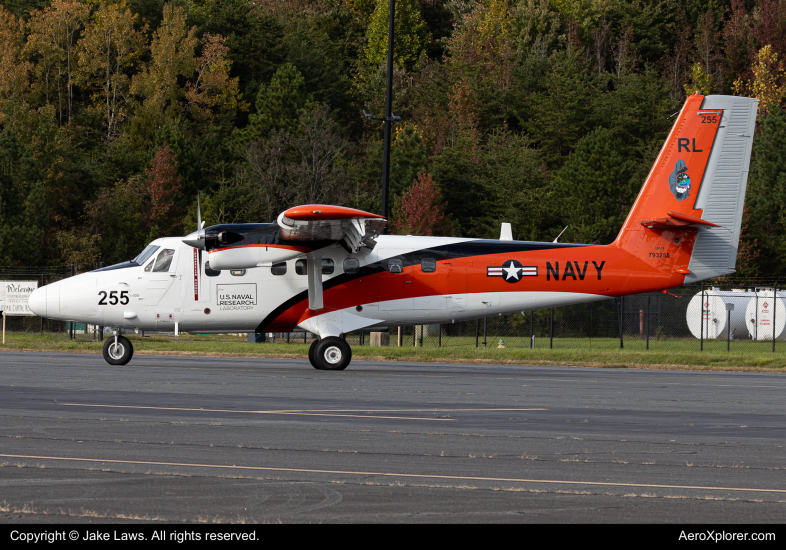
xmin=390 ymin=170 xmax=447 ymax=236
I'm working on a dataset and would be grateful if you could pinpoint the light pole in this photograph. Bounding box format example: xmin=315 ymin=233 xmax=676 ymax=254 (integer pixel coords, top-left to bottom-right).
xmin=362 ymin=0 xmax=400 ymax=223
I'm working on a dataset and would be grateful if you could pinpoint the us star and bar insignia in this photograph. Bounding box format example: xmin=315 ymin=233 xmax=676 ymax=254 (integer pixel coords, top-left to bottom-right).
xmin=487 ymin=260 xmax=537 ymax=283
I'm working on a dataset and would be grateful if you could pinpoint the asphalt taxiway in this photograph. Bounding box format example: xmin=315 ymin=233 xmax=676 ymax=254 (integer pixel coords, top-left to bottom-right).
xmin=0 ymin=351 xmax=785 ymax=523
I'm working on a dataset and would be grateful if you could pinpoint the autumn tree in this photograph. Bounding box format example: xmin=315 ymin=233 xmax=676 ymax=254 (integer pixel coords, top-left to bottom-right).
xmin=25 ymin=0 xmax=90 ymax=124
xmin=185 ymin=33 xmax=244 ymax=122
xmin=130 ymin=4 xmax=198 ymax=141
xmin=0 ymin=6 xmax=31 ymax=119
xmin=734 ymin=45 xmax=786 ymax=118
xmin=390 ymin=170 xmax=446 ymax=236
xmin=445 ymin=0 xmax=514 ymax=132
xmin=365 ymin=0 xmax=430 ymax=69
xmin=144 ymin=144 xmax=182 ymax=236
xmin=77 ymin=0 xmax=145 ymax=139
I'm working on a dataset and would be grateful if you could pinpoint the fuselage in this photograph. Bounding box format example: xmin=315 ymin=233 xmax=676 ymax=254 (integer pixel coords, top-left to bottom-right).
xmin=28 ymin=229 xmax=694 ymax=335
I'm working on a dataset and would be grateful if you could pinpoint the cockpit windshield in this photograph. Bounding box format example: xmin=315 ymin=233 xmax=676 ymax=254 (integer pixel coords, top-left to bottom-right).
xmin=93 ymin=244 xmax=162 ymax=272
xmin=131 ymin=245 xmax=160 ymax=266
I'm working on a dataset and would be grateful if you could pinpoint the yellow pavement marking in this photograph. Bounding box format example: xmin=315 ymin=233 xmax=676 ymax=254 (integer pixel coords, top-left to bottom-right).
xmin=59 ymin=403 xmax=463 ymax=422
xmin=1 ymin=453 xmax=784 ymax=495
xmin=59 ymin=403 xmax=547 ymax=420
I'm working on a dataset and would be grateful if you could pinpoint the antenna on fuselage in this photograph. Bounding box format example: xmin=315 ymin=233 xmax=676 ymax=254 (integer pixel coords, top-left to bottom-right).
xmin=553 ymin=226 xmax=568 ymax=243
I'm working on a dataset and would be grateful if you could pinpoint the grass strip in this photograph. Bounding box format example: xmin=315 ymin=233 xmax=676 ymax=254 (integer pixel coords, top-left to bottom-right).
xmin=2 ymin=333 xmax=786 ymax=372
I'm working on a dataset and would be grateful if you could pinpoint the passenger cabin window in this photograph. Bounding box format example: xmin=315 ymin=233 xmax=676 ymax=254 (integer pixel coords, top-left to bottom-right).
xmin=421 ymin=258 xmax=436 ymax=273
xmin=388 ymin=258 xmax=403 ymax=273
xmin=230 ymin=269 xmax=246 ymax=276
xmin=205 ymin=262 xmax=221 ymax=277
xmin=152 ymin=249 xmax=175 ymax=272
xmin=343 ymin=258 xmax=360 ymax=274
xmin=271 ymin=262 xmax=287 ymax=275
xmin=296 ymin=259 xmax=335 ymax=275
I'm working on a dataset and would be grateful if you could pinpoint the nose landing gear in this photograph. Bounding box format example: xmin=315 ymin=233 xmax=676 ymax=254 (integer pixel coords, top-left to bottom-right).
xmin=308 ymin=336 xmax=351 ymax=371
xmin=103 ymin=333 xmax=134 ymax=365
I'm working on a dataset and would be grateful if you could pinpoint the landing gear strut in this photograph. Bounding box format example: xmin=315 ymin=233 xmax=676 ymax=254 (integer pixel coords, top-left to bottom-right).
xmin=103 ymin=333 xmax=134 ymax=365
xmin=309 ymin=336 xmax=351 ymax=371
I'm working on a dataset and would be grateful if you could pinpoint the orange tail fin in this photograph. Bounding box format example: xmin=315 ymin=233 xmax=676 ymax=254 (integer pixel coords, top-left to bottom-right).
xmin=615 ymin=93 xmax=757 ymax=283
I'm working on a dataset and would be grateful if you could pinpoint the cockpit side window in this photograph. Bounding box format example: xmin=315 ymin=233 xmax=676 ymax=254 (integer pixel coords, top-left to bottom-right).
xmin=144 ymin=259 xmax=155 ymax=272
xmin=152 ymin=249 xmax=175 ymax=272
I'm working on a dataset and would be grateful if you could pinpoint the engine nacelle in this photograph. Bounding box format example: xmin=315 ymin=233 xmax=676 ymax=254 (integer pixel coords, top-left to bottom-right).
xmin=207 ymin=245 xmax=309 ymax=270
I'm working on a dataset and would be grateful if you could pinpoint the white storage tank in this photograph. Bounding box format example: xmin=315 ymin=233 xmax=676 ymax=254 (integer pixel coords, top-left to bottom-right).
xmin=744 ymin=289 xmax=786 ymax=341
xmin=686 ymin=288 xmax=754 ymax=340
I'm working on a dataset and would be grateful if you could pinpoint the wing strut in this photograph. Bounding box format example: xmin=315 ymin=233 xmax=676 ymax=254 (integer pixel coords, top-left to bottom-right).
xmin=307 ymin=254 xmax=323 ymax=311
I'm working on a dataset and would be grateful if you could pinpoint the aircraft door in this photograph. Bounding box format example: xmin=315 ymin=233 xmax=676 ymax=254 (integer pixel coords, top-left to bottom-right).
xmin=412 ymin=256 xmax=446 ymax=310
xmin=137 ymin=247 xmax=178 ymax=306
xmin=446 ymin=259 xmax=467 ymax=312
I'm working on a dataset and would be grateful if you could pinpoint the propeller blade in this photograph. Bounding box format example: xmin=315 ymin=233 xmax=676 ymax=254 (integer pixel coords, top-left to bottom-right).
xmin=197 ymin=192 xmax=202 ymax=232
xmin=183 ymin=193 xmax=207 ymax=249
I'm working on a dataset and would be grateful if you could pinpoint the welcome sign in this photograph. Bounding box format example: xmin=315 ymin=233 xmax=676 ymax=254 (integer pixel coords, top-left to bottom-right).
xmin=0 ymin=281 xmax=38 ymax=316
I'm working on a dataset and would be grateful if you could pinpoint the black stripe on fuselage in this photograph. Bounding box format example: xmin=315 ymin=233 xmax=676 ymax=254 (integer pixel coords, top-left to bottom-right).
xmin=255 ymin=239 xmax=593 ymax=332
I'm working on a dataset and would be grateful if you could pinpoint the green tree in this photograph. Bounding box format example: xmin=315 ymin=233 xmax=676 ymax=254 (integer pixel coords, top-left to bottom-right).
xmin=365 ymin=0 xmax=430 ymax=69
xmin=479 ymin=130 xmax=549 ymax=241
xmin=548 ymin=127 xmax=635 ymax=244
xmin=84 ymin=175 xmax=149 ymax=265
xmin=390 ymin=123 xmax=427 ymax=197
xmin=745 ymin=106 xmax=786 ymax=276
xmin=284 ymin=14 xmax=356 ymax=128
xmin=234 ymin=62 xmax=313 ymax=144
xmin=431 ymin=136 xmax=485 ymax=237
xmin=526 ymin=47 xmax=599 ymax=167
xmin=0 ymin=128 xmax=47 ymax=266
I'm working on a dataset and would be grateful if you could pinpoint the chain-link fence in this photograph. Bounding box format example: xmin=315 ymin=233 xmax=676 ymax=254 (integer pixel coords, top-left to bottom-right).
xmin=5 ymin=270 xmax=786 ymax=353
xmin=265 ymin=282 xmax=786 ymax=353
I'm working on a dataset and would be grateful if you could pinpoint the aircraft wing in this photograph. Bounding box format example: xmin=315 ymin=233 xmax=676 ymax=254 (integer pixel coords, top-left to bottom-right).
xmin=277 ymin=205 xmax=386 ymax=253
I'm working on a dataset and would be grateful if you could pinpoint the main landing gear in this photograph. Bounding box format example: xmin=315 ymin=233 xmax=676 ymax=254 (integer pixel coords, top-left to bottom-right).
xmin=308 ymin=336 xmax=351 ymax=371
xmin=103 ymin=333 xmax=134 ymax=365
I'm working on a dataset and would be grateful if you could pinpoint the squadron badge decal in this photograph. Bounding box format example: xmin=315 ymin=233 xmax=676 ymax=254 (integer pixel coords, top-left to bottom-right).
xmin=487 ymin=260 xmax=537 ymax=283
xmin=668 ymin=159 xmax=691 ymax=201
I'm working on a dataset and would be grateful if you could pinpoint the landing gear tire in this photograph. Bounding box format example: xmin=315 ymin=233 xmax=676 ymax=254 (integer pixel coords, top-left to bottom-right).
xmin=103 ymin=336 xmax=134 ymax=365
xmin=312 ymin=337 xmax=351 ymax=371
xmin=308 ymin=339 xmax=322 ymax=369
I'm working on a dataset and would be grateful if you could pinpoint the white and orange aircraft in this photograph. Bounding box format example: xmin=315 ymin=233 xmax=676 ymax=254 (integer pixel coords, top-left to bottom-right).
xmin=28 ymin=94 xmax=757 ymax=370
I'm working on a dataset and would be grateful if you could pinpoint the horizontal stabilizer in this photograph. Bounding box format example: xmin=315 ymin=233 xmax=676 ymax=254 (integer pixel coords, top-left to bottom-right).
xmin=641 ymin=211 xmax=720 ymax=229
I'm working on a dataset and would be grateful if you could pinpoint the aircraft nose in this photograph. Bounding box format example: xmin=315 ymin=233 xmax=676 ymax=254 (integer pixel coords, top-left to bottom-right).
xmin=28 ymin=286 xmax=47 ymax=317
